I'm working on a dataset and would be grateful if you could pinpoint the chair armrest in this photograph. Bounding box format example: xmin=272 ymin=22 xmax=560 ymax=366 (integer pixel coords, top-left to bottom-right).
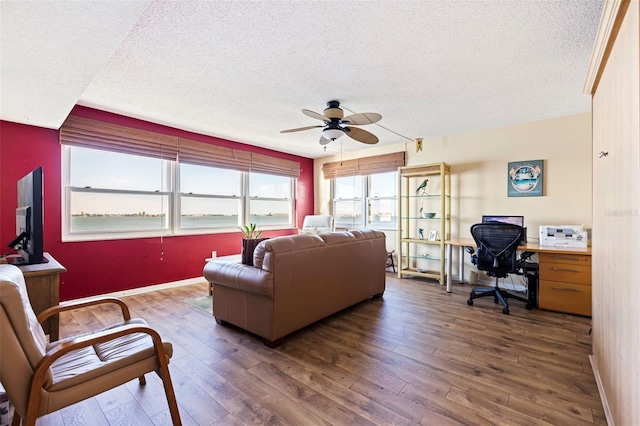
xmin=37 ymin=297 xmax=131 ymax=324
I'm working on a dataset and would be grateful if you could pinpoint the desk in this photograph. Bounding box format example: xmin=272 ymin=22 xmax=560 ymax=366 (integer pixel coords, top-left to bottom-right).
xmin=15 ymin=253 xmax=67 ymax=341
xmin=445 ymin=240 xmax=592 ymax=316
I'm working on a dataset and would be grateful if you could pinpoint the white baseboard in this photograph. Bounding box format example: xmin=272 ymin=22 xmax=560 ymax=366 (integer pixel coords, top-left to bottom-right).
xmin=589 ymin=354 xmax=614 ymax=426
xmin=68 ymin=276 xmax=208 ymax=304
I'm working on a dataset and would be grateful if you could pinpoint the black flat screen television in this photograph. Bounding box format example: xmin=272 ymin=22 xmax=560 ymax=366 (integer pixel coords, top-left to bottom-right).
xmin=7 ymin=167 xmax=47 ymax=265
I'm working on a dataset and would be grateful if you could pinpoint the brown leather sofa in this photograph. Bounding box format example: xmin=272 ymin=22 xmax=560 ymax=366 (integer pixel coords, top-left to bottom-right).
xmin=203 ymin=229 xmax=386 ymax=346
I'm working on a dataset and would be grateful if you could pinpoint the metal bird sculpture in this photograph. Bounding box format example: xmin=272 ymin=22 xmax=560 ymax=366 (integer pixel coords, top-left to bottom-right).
xmin=416 ymin=178 xmax=429 ymax=195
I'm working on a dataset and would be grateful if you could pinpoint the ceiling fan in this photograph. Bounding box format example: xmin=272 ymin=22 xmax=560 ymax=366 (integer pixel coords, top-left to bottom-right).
xmin=280 ymin=100 xmax=382 ymax=145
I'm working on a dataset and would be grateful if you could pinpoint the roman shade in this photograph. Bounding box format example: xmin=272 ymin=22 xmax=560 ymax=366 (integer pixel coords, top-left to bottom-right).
xmin=60 ymin=116 xmax=301 ymax=178
xmin=322 ymin=151 xmax=405 ymax=179
xmin=59 ymin=115 xmax=179 ymax=160
xmin=177 ymin=137 xmax=251 ymax=172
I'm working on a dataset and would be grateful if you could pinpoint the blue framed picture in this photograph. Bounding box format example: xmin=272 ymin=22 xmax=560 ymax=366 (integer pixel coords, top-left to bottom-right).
xmin=508 ymin=160 xmax=543 ymax=197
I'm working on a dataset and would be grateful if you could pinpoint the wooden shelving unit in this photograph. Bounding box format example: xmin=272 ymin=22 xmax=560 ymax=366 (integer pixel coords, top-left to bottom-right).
xmin=397 ymin=163 xmax=451 ymax=284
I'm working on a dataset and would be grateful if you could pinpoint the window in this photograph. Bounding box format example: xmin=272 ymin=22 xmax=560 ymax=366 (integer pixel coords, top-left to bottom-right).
xmin=179 ymin=164 xmax=241 ymax=229
xmin=333 ymin=176 xmax=364 ymax=229
xmin=248 ymin=172 xmax=292 ymax=226
xmin=332 ymin=171 xmax=397 ymax=230
xmin=65 ymin=147 xmax=171 ymax=235
xmin=368 ymin=171 xmax=398 ymax=229
xmin=63 ymin=146 xmax=295 ymax=240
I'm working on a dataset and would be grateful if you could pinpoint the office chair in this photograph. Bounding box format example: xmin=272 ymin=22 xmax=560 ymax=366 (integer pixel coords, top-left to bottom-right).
xmin=466 ymin=222 xmax=533 ymax=315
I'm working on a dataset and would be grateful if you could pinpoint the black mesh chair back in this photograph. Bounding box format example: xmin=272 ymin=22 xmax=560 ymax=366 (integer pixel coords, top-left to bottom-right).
xmin=467 ymin=222 xmax=530 ymax=314
xmin=471 ymin=223 xmax=523 ymax=276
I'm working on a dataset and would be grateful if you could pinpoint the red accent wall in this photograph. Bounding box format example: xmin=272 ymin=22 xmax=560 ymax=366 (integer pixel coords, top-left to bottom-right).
xmin=0 ymin=106 xmax=314 ymax=300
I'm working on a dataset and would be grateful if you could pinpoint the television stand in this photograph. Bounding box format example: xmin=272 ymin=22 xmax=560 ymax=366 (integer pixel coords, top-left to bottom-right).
xmin=13 ymin=253 xmax=66 ymax=341
xmin=7 ymin=256 xmax=49 ymax=265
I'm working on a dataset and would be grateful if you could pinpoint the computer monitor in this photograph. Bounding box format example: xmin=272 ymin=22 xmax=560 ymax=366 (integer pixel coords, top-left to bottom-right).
xmin=481 ymin=215 xmax=524 ymax=227
xmin=481 ymin=215 xmax=526 ymax=244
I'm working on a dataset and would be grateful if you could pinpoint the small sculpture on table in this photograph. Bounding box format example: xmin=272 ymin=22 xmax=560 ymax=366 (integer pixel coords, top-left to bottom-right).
xmin=418 ymin=228 xmax=425 ymax=240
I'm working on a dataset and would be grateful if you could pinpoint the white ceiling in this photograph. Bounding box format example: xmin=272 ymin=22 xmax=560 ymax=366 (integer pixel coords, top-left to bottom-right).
xmin=1 ymin=0 xmax=603 ymax=159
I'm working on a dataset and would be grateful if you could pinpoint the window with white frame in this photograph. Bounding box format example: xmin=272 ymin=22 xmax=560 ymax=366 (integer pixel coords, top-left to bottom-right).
xmin=63 ymin=146 xmax=295 ymax=240
xmin=333 ymin=175 xmax=364 ymax=229
xmin=180 ymin=163 xmax=242 ymax=229
xmin=65 ymin=146 xmax=172 ymax=235
xmin=332 ymin=171 xmax=397 ymax=230
xmin=368 ymin=171 xmax=398 ymax=229
xmin=248 ymin=172 xmax=292 ymax=226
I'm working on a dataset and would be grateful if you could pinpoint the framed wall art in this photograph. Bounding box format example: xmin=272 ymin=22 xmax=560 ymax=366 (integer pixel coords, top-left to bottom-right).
xmin=508 ymin=159 xmax=543 ymax=197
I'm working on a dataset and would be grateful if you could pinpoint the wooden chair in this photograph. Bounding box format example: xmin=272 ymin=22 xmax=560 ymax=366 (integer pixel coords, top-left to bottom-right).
xmin=0 ymin=265 xmax=182 ymax=426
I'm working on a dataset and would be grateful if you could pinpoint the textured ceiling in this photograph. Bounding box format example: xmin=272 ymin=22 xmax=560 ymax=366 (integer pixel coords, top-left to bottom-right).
xmin=1 ymin=1 xmax=603 ymax=159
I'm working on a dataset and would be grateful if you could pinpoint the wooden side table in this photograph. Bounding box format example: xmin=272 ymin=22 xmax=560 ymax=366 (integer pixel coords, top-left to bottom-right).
xmin=16 ymin=253 xmax=66 ymax=341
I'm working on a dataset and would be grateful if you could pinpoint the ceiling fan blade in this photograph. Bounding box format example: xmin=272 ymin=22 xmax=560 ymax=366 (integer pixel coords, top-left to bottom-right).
xmin=341 ymin=112 xmax=382 ymax=125
xmin=345 ymin=126 xmax=379 ymax=144
xmin=302 ymin=109 xmax=330 ymax=122
xmin=319 ymin=135 xmax=332 ymax=145
xmin=280 ymin=125 xmax=323 ymax=133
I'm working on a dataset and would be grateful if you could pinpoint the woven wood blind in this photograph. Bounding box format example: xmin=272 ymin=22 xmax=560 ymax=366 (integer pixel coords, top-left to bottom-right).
xmin=178 ymin=138 xmax=251 ymax=172
xmin=250 ymin=152 xmax=301 ymax=178
xmin=60 ymin=115 xmax=179 ymax=160
xmin=322 ymin=151 xmax=405 ymax=179
xmin=60 ymin=116 xmax=301 ymax=178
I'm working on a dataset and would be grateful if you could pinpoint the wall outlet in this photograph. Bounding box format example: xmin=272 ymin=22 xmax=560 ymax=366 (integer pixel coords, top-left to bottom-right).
xmin=211 ymin=251 xmax=217 ymax=258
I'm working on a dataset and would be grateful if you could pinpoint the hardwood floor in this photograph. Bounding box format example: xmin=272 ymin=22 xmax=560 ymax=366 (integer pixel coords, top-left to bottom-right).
xmin=36 ymin=273 xmax=605 ymax=425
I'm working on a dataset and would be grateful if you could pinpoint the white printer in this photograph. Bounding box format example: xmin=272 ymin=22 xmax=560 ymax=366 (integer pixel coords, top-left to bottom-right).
xmin=539 ymin=225 xmax=588 ymax=248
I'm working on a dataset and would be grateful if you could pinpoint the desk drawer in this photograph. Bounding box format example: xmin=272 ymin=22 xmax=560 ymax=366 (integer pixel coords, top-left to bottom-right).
xmin=539 ymin=280 xmax=591 ymax=316
xmin=539 ymin=252 xmax=591 ymax=267
xmin=539 ymin=262 xmax=591 ymax=285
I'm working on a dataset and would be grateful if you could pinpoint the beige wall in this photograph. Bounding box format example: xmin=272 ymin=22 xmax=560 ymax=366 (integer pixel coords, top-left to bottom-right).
xmin=314 ymin=112 xmax=592 ymax=276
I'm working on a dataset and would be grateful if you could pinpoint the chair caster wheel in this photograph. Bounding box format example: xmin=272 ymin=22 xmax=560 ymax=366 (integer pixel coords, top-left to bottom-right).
xmin=502 ymin=307 xmax=510 ymax=315
xmin=467 ymin=299 xmax=473 ymax=306
xmin=525 ymin=303 xmax=533 ymax=310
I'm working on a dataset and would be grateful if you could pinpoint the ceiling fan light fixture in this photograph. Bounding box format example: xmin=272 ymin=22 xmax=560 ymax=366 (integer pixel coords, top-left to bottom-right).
xmin=323 ymin=127 xmax=344 ymax=141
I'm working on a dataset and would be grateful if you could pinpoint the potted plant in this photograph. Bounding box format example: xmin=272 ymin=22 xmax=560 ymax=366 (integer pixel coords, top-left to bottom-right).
xmin=239 ymin=223 xmax=266 ymax=265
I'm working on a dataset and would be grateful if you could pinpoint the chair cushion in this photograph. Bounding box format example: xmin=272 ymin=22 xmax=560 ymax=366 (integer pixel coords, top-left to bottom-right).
xmin=46 ymin=318 xmax=173 ymax=391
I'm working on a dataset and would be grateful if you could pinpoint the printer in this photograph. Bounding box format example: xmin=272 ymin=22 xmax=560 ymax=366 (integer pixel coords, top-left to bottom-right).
xmin=539 ymin=225 xmax=588 ymax=248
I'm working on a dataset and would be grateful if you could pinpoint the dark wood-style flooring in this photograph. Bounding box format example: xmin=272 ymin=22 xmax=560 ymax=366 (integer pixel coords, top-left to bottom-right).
xmin=36 ymin=273 xmax=605 ymax=425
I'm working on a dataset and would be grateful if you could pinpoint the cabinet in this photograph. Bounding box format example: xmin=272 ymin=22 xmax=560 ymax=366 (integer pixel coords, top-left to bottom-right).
xmin=397 ymin=163 xmax=451 ymax=284
xmin=16 ymin=253 xmax=66 ymax=341
xmin=538 ymin=252 xmax=591 ymax=316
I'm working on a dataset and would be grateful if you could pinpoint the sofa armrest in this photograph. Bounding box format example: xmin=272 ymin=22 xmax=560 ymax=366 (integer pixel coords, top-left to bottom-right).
xmin=203 ymin=261 xmax=274 ymax=297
